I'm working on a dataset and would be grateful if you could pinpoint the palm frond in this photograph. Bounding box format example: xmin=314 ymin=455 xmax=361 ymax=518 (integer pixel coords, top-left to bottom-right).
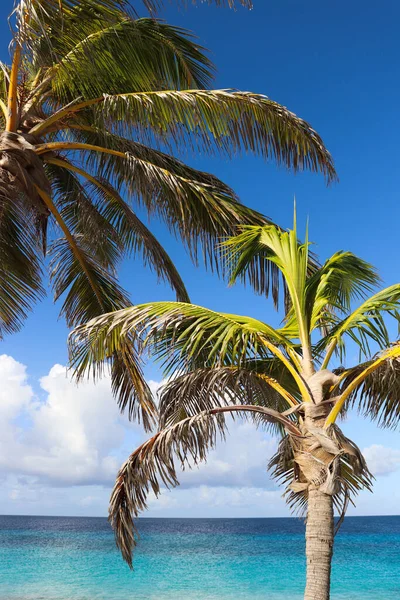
xmin=158 ymin=366 xmax=298 ymax=428
xmin=46 ymin=157 xmax=190 ymax=302
xmin=49 ymin=236 xmax=128 ymax=326
xmin=316 ymin=284 xmax=400 ymax=362
xmin=337 ymin=353 xmax=400 ymax=428
xmin=140 ymin=0 xmax=253 ymax=12
xmin=0 ymin=192 xmax=44 ymax=337
xmin=109 ymin=403 xmax=299 ymax=567
xmin=86 ymin=177 xmax=192 ymax=303
xmin=32 ymin=18 xmax=213 ymax=105
xmin=45 ymin=160 xmax=123 ymax=268
xmin=69 ymin=301 xmax=293 ymax=384
xmin=10 ymin=0 xmax=131 ymax=49
xmin=74 ymin=89 xmax=336 ymax=182
xmin=39 ymin=137 xmax=271 ymax=272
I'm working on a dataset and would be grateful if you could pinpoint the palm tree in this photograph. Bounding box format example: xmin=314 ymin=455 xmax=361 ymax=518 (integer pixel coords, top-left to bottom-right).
xmin=1 ymin=0 xmax=335 ymax=429
xmin=70 ymin=216 xmax=400 ymax=599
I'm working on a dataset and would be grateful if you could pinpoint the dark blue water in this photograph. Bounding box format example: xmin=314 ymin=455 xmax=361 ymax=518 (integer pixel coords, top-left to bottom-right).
xmin=1 ymin=515 xmax=399 ymax=599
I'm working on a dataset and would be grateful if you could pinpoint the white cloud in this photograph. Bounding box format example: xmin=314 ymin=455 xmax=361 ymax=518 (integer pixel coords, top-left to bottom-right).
xmin=0 ymin=355 xmax=142 ymax=488
xmin=0 ymin=354 xmax=284 ymax=517
xmin=363 ymin=444 xmax=400 ymax=476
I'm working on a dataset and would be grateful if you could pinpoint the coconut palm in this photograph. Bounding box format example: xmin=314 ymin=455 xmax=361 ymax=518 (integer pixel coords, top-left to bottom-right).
xmin=70 ymin=216 xmax=400 ymax=599
xmin=0 ymin=0 xmax=335 ymax=429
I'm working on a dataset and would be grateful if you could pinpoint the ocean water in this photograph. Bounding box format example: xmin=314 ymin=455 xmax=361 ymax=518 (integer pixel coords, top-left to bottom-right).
xmin=0 ymin=515 xmax=399 ymax=600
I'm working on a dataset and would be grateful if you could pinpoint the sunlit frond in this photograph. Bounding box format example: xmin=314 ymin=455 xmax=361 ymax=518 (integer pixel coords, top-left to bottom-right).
xmin=336 ymin=350 xmax=400 ymax=428
xmin=53 ymin=90 xmax=336 ymax=182
xmin=33 ymin=19 xmax=213 ymax=105
xmin=69 ymin=301 xmax=293 ymax=384
xmin=317 ymin=284 xmax=400 ymax=363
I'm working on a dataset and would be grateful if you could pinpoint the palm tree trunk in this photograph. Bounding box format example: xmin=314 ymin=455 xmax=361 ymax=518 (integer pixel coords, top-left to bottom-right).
xmin=304 ymin=487 xmax=334 ymax=600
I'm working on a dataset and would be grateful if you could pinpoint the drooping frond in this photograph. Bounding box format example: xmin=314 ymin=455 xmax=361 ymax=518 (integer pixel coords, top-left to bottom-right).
xmin=158 ymin=366 xmax=298 ymax=428
xmin=45 ymin=157 xmax=190 ymax=302
xmin=0 ymin=193 xmax=44 ymax=337
xmin=46 ymin=161 xmax=123 ymax=268
xmin=85 ymin=178 xmax=192 ymax=303
xmin=68 ymin=294 xmax=157 ymax=428
xmin=37 ymin=137 xmax=272 ymax=271
xmin=109 ymin=403 xmax=299 ymax=567
xmin=110 ymin=345 xmax=158 ymax=430
xmin=49 ymin=235 xmax=128 ymax=326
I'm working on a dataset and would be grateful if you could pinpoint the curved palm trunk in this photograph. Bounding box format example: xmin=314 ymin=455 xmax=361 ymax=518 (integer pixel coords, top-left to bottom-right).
xmin=304 ymin=487 xmax=334 ymax=600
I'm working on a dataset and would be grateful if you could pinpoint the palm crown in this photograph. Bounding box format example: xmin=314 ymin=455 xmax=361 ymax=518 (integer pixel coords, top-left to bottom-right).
xmin=70 ymin=214 xmax=400 ymax=573
xmin=1 ymin=0 xmax=335 ymax=429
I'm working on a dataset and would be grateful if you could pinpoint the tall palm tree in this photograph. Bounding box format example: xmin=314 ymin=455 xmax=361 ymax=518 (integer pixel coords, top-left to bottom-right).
xmin=1 ymin=0 xmax=335 ymax=429
xmin=70 ymin=216 xmax=400 ymax=599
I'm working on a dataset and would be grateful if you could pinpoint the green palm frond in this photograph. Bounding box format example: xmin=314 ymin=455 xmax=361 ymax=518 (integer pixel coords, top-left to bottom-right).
xmin=282 ymin=251 xmax=380 ymax=341
xmin=316 ymin=284 xmax=400 ymax=363
xmin=224 ymin=221 xmax=316 ymax=374
xmin=71 ymin=90 xmax=336 ymax=182
xmin=12 ymin=1 xmax=131 ymax=49
xmin=69 ymin=301 xmax=294 ymax=381
xmin=32 ymin=19 xmax=213 ymax=104
xmin=49 ymin=236 xmax=128 ymax=326
xmin=85 ymin=177 xmax=191 ymax=303
xmin=46 ymin=161 xmax=123 ymax=268
xmin=0 ymin=194 xmax=44 ymax=337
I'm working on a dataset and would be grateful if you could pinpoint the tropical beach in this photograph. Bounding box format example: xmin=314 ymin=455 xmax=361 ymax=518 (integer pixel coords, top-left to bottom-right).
xmin=1 ymin=2 xmax=400 ymax=600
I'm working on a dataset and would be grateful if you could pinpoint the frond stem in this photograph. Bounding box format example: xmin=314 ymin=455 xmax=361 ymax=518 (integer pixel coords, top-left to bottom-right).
xmin=254 ymin=372 xmax=299 ymax=408
xmin=34 ymin=184 xmax=106 ymax=311
xmin=324 ymin=345 xmax=400 ymax=427
xmin=320 ymin=339 xmax=338 ymax=370
xmin=260 ymin=336 xmax=312 ymax=403
xmin=29 ymin=89 xmax=221 ymax=136
xmin=6 ymin=42 xmax=21 ymax=131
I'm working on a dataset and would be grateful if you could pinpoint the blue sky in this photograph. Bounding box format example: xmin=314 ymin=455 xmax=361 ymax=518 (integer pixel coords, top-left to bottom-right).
xmin=1 ymin=0 xmax=400 ymax=518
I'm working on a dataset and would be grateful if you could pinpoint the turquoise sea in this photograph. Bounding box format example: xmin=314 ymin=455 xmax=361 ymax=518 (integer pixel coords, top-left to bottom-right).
xmin=1 ymin=515 xmax=399 ymax=599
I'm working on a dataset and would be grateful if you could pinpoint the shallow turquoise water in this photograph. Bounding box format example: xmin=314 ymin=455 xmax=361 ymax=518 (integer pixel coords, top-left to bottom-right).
xmin=1 ymin=515 xmax=399 ymax=599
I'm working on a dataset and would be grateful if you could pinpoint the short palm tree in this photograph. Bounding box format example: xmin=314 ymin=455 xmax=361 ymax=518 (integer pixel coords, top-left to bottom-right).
xmin=70 ymin=216 xmax=400 ymax=600
xmin=1 ymin=0 xmax=335 ymax=428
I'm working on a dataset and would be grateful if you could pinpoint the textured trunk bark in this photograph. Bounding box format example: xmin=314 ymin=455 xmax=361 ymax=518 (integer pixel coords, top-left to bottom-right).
xmin=304 ymin=487 xmax=334 ymax=600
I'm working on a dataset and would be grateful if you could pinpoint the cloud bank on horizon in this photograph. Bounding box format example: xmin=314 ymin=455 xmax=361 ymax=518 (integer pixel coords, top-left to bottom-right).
xmin=0 ymin=354 xmax=399 ymax=518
